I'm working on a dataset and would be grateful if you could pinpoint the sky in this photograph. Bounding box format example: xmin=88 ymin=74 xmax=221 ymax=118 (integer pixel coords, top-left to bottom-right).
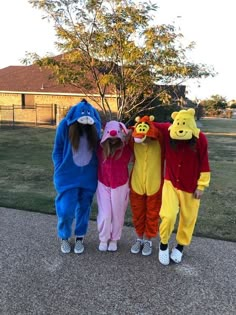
xmin=0 ymin=0 xmax=236 ymax=101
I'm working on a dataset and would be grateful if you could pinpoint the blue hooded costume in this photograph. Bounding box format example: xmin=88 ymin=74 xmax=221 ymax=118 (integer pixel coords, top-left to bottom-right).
xmin=52 ymin=99 xmax=101 ymax=240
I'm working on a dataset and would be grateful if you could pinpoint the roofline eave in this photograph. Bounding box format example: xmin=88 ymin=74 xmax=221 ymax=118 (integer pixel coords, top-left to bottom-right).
xmin=0 ymin=90 xmax=118 ymax=98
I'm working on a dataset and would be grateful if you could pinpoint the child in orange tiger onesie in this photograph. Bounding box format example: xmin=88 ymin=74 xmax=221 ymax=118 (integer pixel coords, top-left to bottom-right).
xmin=129 ymin=115 xmax=164 ymax=256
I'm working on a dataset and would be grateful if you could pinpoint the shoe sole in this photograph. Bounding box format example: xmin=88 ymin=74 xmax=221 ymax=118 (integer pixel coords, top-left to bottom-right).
xmin=98 ymin=247 xmax=107 ymax=251
xmin=74 ymin=248 xmax=84 ymax=254
xmin=61 ymin=249 xmax=71 ymax=254
xmin=131 ymin=249 xmax=141 ymax=254
xmin=131 ymin=245 xmax=143 ymax=254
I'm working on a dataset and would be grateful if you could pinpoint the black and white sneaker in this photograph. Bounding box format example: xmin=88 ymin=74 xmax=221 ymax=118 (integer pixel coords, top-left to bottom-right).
xmin=61 ymin=239 xmax=71 ymax=254
xmin=131 ymin=239 xmax=143 ymax=254
xmin=74 ymin=238 xmax=84 ymax=254
xmin=142 ymin=240 xmax=152 ymax=256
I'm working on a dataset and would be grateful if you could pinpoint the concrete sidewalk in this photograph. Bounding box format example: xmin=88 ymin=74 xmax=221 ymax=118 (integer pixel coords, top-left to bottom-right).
xmin=0 ymin=207 xmax=236 ymax=315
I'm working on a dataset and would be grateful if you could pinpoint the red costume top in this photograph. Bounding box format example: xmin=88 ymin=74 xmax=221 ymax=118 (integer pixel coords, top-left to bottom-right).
xmin=97 ymin=144 xmax=133 ymax=189
xmin=157 ymin=123 xmax=210 ymax=193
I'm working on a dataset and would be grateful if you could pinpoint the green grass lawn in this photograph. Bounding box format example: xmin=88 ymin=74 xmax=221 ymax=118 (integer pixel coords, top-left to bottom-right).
xmin=0 ymin=118 xmax=235 ymax=241
xmin=200 ymin=117 xmax=236 ymax=133
xmin=0 ymin=126 xmax=55 ymax=214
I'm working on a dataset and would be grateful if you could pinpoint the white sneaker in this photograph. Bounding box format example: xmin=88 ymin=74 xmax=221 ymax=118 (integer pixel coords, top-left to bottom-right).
xmin=108 ymin=240 xmax=117 ymax=252
xmin=158 ymin=245 xmax=170 ymax=265
xmin=142 ymin=240 xmax=152 ymax=256
xmin=74 ymin=238 xmax=84 ymax=254
xmin=131 ymin=239 xmax=143 ymax=254
xmin=99 ymin=242 xmax=108 ymax=251
xmin=61 ymin=239 xmax=71 ymax=254
xmin=170 ymin=248 xmax=183 ymax=263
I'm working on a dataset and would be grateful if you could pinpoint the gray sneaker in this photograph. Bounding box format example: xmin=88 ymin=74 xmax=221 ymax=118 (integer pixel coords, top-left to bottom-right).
xmin=142 ymin=240 xmax=152 ymax=256
xmin=74 ymin=238 xmax=84 ymax=254
xmin=131 ymin=239 xmax=143 ymax=254
xmin=61 ymin=239 xmax=71 ymax=254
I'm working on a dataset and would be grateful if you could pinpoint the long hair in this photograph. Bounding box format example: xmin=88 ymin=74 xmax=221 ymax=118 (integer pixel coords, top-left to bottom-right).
xmin=101 ymin=138 xmax=123 ymax=160
xmin=170 ymin=136 xmax=197 ymax=151
xmin=69 ymin=122 xmax=98 ymax=151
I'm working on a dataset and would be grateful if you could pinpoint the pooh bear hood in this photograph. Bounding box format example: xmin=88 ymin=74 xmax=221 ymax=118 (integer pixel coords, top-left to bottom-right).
xmin=101 ymin=120 xmax=129 ymax=144
xmin=132 ymin=115 xmax=160 ymax=143
xmin=168 ymin=108 xmax=200 ymax=140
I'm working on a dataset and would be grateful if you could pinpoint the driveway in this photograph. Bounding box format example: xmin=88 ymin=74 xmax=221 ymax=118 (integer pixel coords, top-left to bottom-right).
xmin=0 ymin=207 xmax=235 ymax=315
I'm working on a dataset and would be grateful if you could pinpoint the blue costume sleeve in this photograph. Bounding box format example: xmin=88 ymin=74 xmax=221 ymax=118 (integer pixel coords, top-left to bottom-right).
xmin=52 ymin=119 xmax=67 ymax=170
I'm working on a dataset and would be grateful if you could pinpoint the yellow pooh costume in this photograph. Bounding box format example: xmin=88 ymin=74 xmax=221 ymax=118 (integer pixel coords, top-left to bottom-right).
xmin=155 ymin=109 xmax=211 ymax=265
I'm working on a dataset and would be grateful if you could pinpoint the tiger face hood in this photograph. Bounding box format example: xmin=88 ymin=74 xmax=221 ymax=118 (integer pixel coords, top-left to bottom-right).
xmin=132 ymin=115 xmax=160 ymax=143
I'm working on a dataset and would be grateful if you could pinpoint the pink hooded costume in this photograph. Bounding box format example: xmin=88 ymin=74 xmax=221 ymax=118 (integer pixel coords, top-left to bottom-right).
xmin=96 ymin=121 xmax=133 ymax=247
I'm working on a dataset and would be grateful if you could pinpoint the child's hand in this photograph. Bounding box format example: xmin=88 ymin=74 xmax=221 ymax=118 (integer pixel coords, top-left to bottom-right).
xmin=194 ymin=189 xmax=203 ymax=199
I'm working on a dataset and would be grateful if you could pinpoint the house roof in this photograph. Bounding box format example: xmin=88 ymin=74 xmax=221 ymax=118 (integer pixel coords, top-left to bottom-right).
xmin=0 ymin=64 xmax=99 ymax=95
xmin=0 ymin=62 xmax=186 ymax=100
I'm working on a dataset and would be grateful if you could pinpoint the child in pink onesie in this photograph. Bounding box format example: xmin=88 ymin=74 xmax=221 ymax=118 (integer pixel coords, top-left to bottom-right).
xmin=96 ymin=120 xmax=133 ymax=252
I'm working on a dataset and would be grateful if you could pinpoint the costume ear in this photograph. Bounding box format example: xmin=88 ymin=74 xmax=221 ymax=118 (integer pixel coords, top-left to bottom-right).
xmin=92 ymin=107 xmax=101 ymax=124
xmin=119 ymin=122 xmax=129 ymax=134
xmin=188 ymin=108 xmax=195 ymax=116
xmin=149 ymin=115 xmax=155 ymax=121
xmin=171 ymin=112 xmax=178 ymax=120
xmin=135 ymin=116 xmax=140 ymax=123
xmin=66 ymin=105 xmax=76 ymax=123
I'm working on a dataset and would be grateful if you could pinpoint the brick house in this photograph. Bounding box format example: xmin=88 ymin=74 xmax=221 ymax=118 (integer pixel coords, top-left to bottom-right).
xmin=0 ymin=63 xmax=186 ymax=125
xmin=0 ymin=63 xmax=118 ymax=125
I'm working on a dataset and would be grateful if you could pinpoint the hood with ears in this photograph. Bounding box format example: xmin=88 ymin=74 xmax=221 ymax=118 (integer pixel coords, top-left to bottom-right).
xmin=132 ymin=115 xmax=160 ymax=143
xmin=169 ymin=108 xmax=200 ymax=140
xmin=65 ymin=99 xmax=101 ymax=137
xmin=101 ymin=120 xmax=129 ymax=144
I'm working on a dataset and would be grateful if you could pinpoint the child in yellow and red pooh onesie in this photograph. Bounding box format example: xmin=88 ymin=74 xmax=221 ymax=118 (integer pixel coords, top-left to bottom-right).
xmin=155 ymin=108 xmax=211 ymax=265
xmin=129 ymin=115 xmax=164 ymax=256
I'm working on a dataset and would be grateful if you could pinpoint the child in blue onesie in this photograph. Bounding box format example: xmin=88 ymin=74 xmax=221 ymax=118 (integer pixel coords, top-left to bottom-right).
xmin=52 ymin=99 xmax=101 ymax=254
